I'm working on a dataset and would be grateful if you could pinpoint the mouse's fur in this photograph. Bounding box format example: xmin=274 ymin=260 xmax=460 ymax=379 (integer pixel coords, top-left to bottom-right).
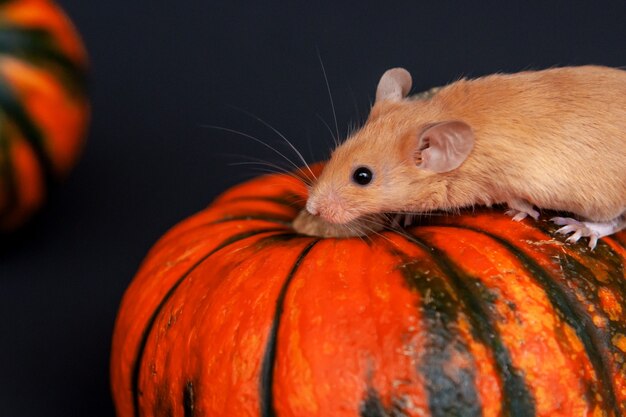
xmin=301 ymin=66 xmax=626 ymax=244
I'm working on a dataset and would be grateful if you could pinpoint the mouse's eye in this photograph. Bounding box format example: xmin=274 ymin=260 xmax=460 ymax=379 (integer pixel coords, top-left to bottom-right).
xmin=352 ymin=166 xmax=373 ymax=186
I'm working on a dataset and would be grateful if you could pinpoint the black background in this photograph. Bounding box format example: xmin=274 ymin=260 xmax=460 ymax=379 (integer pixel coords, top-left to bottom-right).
xmin=1 ymin=1 xmax=625 ymax=416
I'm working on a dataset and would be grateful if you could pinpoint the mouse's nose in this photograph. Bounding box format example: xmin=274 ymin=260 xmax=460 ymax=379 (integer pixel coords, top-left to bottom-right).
xmin=306 ymin=200 xmax=319 ymax=216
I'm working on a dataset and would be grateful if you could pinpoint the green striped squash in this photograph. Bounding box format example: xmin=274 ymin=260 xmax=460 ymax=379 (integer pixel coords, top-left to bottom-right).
xmin=0 ymin=0 xmax=89 ymax=230
xmin=111 ymin=167 xmax=626 ymax=417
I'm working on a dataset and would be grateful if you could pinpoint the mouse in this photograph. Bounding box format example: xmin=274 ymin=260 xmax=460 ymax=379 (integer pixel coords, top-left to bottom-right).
xmin=293 ymin=65 xmax=626 ymax=248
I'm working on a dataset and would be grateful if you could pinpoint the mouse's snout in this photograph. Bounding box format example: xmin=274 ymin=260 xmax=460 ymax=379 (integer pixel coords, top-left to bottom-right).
xmin=305 ymin=187 xmax=356 ymax=225
xmin=305 ymin=199 xmax=319 ymax=216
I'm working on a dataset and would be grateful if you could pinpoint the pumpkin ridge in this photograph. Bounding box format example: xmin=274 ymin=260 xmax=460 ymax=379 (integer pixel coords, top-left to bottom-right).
xmin=183 ymin=380 xmax=194 ymax=417
xmin=553 ymin=253 xmax=626 ymax=411
xmin=223 ymin=194 xmax=305 ymax=210
xmin=443 ymin=224 xmax=621 ymax=416
xmin=259 ymin=239 xmax=320 ymax=417
xmin=557 ymin=253 xmax=626 ymax=332
xmin=130 ymin=228 xmax=291 ymax=417
xmin=111 ymin=171 xmax=626 ymax=416
xmin=0 ymin=25 xmax=88 ymax=94
xmin=359 ymin=388 xmax=388 ymax=417
xmin=360 ymin=388 xmax=409 ymax=417
xmin=392 ymin=246 xmax=483 ymax=417
xmin=151 ymin=216 xmax=294 ymax=255
xmin=398 ymin=233 xmax=537 ymax=417
xmin=0 ymin=73 xmax=54 ymax=188
xmin=607 ymin=235 xmax=626 ymax=251
xmin=211 ymin=214 xmax=295 ymax=227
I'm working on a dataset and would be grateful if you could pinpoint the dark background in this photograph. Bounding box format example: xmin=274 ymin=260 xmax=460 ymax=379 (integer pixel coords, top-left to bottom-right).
xmin=1 ymin=1 xmax=625 ymax=416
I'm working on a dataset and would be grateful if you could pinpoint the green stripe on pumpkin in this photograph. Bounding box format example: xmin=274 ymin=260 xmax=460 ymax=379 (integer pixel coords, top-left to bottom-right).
xmin=0 ymin=24 xmax=88 ymax=96
xmin=360 ymin=388 xmax=412 ymax=417
xmin=395 ymin=248 xmax=483 ymax=417
xmin=0 ymin=73 xmax=55 ymax=191
xmin=555 ymin=253 xmax=626 ymax=413
xmin=557 ymin=253 xmax=626 ymax=334
xmin=449 ymin=224 xmax=621 ymax=416
xmin=399 ymin=233 xmax=537 ymax=417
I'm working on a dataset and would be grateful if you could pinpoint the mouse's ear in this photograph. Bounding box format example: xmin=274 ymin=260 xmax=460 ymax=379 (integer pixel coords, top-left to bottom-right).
xmin=375 ymin=68 xmax=412 ymax=102
xmin=415 ymin=121 xmax=474 ymax=172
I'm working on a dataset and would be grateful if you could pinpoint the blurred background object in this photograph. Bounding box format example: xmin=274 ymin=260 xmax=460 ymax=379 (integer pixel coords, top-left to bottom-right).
xmin=0 ymin=0 xmax=89 ymax=231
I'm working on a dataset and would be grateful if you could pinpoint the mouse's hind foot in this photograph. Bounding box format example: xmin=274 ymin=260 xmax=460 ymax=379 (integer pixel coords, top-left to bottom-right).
xmin=551 ymin=216 xmax=625 ymax=250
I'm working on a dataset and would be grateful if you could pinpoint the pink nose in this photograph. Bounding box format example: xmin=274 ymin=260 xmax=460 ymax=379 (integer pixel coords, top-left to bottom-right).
xmin=306 ymin=200 xmax=318 ymax=216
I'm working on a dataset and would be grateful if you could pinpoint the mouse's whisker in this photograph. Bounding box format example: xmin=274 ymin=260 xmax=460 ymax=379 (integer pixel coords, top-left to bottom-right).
xmin=231 ymin=166 xmax=302 ymax=182
xmin=316 ymin=113 xmax=339 ymax=150
xmin=227 ymin=156 xmax=290 ymax=172
xmin=228 ymin=161 xmax=287 ymax=173
xmin=316 ymin=49 xmax=340 ymax=149
xmin=348 ymin=85 xmax=365 ymax=131
xmin=226 ymin=106 xmax=318 ymax=184
xmin=355 ymin=217 xmax=398 ymax=247
xmin=201 ymin=125 xmax=312 ymax=181
xmin=229 ymin=161 xmax=301 ymax=179
xmin=223 ymin=153 xmax=313 ymax=186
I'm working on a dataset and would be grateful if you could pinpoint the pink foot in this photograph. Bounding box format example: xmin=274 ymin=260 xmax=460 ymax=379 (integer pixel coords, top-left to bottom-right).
xmin=505 ymin=199 xmax=539 ymax=221
xmin=551 ymin=216 xmax=623 ymax=250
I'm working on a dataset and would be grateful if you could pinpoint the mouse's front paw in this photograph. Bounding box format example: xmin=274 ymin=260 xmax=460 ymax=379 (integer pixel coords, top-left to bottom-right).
xmin=504 ymin=200 xmax=539 ymax=222
xmin=505 ymin=209 xmax=535 ymax=221
xmin=551 ymin=217 xmax=600 ymax=249
xmin=505 ymin=199 xmax=540 ymax=221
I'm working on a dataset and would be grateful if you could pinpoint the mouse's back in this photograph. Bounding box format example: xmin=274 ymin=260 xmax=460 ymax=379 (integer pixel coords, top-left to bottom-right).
xmin=425 ymin=65 xmax=626 ymax=220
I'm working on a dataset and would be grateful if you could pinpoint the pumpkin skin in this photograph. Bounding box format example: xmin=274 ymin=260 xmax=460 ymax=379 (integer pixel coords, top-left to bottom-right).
xmin=0 ymin=0 xmax=89 ymax=230
xmin=111 ymin=166 xmax=626 ymax=417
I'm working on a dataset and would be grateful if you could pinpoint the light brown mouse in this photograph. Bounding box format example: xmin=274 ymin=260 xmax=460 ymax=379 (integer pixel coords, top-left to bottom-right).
xmin=294 ymin=65 xmax=626 ymax=248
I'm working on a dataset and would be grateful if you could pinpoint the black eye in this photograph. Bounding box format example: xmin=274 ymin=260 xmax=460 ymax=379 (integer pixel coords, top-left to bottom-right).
xmin=352 ymin=166 xmax=373 ymax=185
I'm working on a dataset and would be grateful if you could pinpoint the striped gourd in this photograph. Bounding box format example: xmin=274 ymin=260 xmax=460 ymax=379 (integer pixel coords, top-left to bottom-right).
xmin=111 ymin=167 xmax=626 ymax=417
xmin=0 ymin=0 xmax=89 ymax=230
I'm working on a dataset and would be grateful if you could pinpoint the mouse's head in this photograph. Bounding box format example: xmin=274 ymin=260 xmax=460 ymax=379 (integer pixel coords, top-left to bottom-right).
xmin=306 ymin=68 xmax=475 ymax=225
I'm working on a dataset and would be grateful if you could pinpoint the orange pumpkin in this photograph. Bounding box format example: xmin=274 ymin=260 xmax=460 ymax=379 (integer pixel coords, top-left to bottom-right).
xmin=110 ymin=166 xmax=626 ymax=417
xmin=0 ymin=0 xmax=89 ymax=230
